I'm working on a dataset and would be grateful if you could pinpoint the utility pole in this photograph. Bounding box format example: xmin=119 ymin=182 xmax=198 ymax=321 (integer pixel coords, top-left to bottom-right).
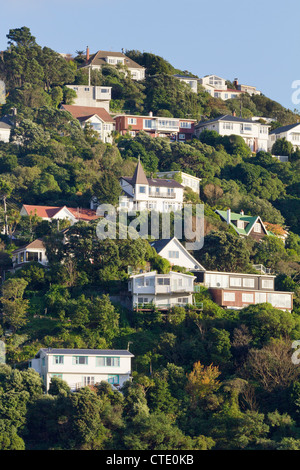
xmin=3 ymin=195 xmax=8 ymax=236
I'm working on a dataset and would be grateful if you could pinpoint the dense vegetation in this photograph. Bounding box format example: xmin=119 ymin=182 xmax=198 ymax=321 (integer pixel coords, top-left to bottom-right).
xmin=1 ymin=26 xmax=300 ymax=450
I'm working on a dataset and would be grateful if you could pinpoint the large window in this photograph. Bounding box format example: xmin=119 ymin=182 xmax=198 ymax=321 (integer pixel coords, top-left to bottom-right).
xmin=229 ymin=277 xmax=242 ymax=287
xmin=83 ymin=376 xmax=95 ymax=386
xmin=262 ymin=279 xmax=274 ymax=289
xmin=96 ymin=357 xmax=120 ymax=367
xmin=180 ymin=122 xmax=191 ymax=129
xmin=243 ymin=278 xmax=255 ymax=288
xmin=242 ymin=293 xmax=254 ymax=303
xmin=224 ymin=292 xmax=235 ymax=301
xmin=53 ymin=355 xmax=64 ymax=365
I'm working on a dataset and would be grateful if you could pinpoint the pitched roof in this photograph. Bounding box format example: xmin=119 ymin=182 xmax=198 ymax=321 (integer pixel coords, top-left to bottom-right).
xmin=61 ymin=105 xmax=114 ymax=123
xmin=22 ymin=205 xmax=99 ymax=222
xmin=0 ymin=115 xmax=13 ymax=129
xmin=215 ymin=210 xmax=269 ymax=236
xmin=195 ymin=114 xmax=268 ymax=128
xmin=270 ymin=122 xmax=300 ymax=135
xmin=86 ymin=50 xmax=144 ymax=70
xmin=12 ymin=238 xmax=46 ymax=253
xmin=150 ymin=237 xmax=206 ymax=271
xmin=131 ymin=160 xmax=148 ymax=185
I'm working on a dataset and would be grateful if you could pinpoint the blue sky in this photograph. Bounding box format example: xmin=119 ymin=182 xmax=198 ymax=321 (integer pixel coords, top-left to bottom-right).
xmin=0 ymin=0 xmax=299 ymax=111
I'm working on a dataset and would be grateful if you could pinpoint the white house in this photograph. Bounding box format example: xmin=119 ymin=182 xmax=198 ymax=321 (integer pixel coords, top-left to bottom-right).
xmin=194 ymin=115 xmax=270 ymax=152
xmin=0 ymin=116 xmax=13 ymax=143
xmin=128 ymin=270 xmax=196 ymax=309
xmin=150 ymin=237 xmax=205 ymax=271
xmin=119 ymin=160 xmax=184 ymax=213
xmin=81 ymin=48 xmax=146 ymax=81
xmin=61 ymin=104 xmax=115 ymax=144
xmin=173 ymin=75 xmax=198 ymax=93
xmin=20 ymin=204 xmax=99 ymax=225
xmin=29 ymin=348 xmax=134 ymax=392
xmin=11 ymin=239 xmax=48 ymax=268
xmin=156 ymin=171 xmax=201 ymax=194
xmin=268 ymin=123 xmax=300 ymax=152
xmin=65 ymin=85 xmax=112 ymax=112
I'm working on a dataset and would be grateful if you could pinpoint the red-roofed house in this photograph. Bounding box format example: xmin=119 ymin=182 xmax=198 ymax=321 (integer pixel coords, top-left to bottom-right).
xmin=61 ymin=104 xmax=115 ymax=143
xmin=20 ymin=205 xmax=99 ymax=225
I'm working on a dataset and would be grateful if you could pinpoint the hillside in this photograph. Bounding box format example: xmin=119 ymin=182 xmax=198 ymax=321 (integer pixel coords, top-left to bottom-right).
xmin=1 ymin=26 xmax=300 ymax=451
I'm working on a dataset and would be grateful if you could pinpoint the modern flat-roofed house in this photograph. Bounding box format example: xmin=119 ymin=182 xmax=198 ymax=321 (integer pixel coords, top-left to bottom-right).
xmin=81 ymin=48 xmax=146 ymax=81
xmin=114 ymin=113 xmax=196 ymax=141
xmin=196 ymin=270 xmax=293 ymax=312
xmin=268 ymin=123 xmax=300 ymax=152
xmin=150 ymin=237 xmax=205 ymax=271
xmin=29 ymin=348 xmax=134 ymax=392
xmin=119 ymin=160 xmax=184 ymax=213
xmin=11 ymin=239 xmax=48 ymax=268
xmin=20 ymin=204 xmax=99 ymax=225
xmin=128 ymin=270 xmax=196 ymax=310
xmin=156 ymin=171 xmax=201 ymax=194
xmin=65 ymin=85 xmax=112 ymax=111
xmin=61 ymin=104 xmax=115 ymax=143
xmin=194 ymin=115 xmax=270 ymax=152
xmin=173 ymin=75 xmax=198 ymax=93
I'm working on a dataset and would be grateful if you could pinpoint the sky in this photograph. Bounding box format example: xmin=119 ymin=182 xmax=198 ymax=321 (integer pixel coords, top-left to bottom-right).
xmin=0 ymin=0 xmax=299 ymax=111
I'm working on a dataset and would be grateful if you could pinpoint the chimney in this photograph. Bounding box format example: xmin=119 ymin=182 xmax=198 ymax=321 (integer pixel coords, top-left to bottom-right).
xmin=227 ymin=208 xmax=231 ymax=224
xmin=240 ymin=209 xmax=244 ymax=216
xmin=233 ymin=78 xmax=238 ymax=88
xmin=86 ymin=46 xmax=90 ymax=62
xmin=149 ymin=111 xmax=153 ymax=117
xmin=232 ymin=110 xmax=236 ymax=117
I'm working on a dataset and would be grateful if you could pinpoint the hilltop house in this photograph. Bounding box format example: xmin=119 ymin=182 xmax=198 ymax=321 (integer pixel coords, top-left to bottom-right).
xmin=215 ymin=209 xmax=271 ymax=240
xmin=198 ymin=75 xmax=261 ymax=100
xmin=11 ymin=239 xmax=48 ymax=269
xmin=119 ymin=160 xmax=184 ymax=213
xmin=128 ymin=270 xmax=196 ymax=310
xmin=81 ymin=48 xmax=145 ymax=81
xmin=155 ymin=171 xmax=201 ymax=194
xmin=29 ymin=348 xmax=134 ymax=392
xmin=150 ymin=237 xmax=205 ymax=271
xmin=65 ymin=85 xmax=112 ymax=111
xmin=173 ymin=75 xmax=198 ymax=93
xmin=61 ymin=104 xmax=115 ymax=143
xmin=114 ymin=113 xmax=196 ymax=141
xmin=195 ymin=270 xmax=293 ymax=312
xmin=268 ymin=123 xmax=300 ymax=152
xmin=194 ymin=115 xmax=270 ymax=152
xmin=20 ymin=204 xmax=99 ymax=225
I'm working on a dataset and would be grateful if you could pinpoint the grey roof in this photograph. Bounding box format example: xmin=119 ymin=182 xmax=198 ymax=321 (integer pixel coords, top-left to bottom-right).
xmin=270 ymin=122 xmax=300 ymax=135
xmin=195 ymin=114 xmax=263 ymax=128
xmin=122 ymin=176 xmax=183 ymax=188
xmin=36 ymin=348 xmax=134 ymax=357
xmin=150 ymin=238 xmax=172 ymax=252
xmin=0 ymin=115 xmax=13 ymax=129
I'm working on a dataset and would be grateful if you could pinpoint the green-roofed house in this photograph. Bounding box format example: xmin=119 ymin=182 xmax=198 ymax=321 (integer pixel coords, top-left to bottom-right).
xmin=215 ymin=209 xmax=273 ymax=241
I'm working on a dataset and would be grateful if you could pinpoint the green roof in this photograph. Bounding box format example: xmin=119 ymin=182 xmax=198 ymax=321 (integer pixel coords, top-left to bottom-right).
xmin=216 ymin=210 xmax=269 ymax=236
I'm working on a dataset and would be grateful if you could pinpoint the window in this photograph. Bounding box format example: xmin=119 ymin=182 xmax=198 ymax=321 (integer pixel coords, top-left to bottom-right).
xmin=144 ymin=119 xmax=153 ymax=129
xmin=139 ymin=186 xmax=146 ymax=193
xmin=84 ymin=87 xmax=90 ymax=92
xmin=253 ymin=223 xmax=261 ymax=233
xmin=224 ymin=292 xmax=235 ymax=301
xmin=53 ymin=355 xmax=64 ymax=365
xmin=292 ymin=133 xmax=300 ymax=141
xmin=138 ymin=297 xmax=149 ymax=304
xmin=26 ymin=251 xmax=40 ymax=262
xmin=180 ymin=122 xmax=191 ymax=129
xmin=51 ymin=374 xmax=63 ymax=379
xmin=96 ymin=356 xmax=120 ymax=367
xmin=229 ymin=277 xmax=242 ymax=287
xmin=83 ymin=376 xmax=95 ymax=386
xmin=168 ymin=251 xmax=179 ymax=259
xmin=237 ymin=220 xmax=244 ymax=229
xmin=223 ymin=122 xmax=233 ymax=130
xmin=73 ymin=356 xmax=88 ymax=365
xmin=262 ymin=279 xmax=274 ymax=289
xmin=242 ymin=293 xmax=254 ymax=303
xmin=243 ymin=278 xmax=255 ymax=288
xmin=157 ymin=278 xmax=170 ymax=285
xmin=178 ymin=297 xmax=189 ymax=304
xmin=179 ymin=133 xmax=186 ymax=140
xmin=108 ymin=375 xmax=119 ymax=385
xmin=128 ymin=118 xmax=137 ymax=125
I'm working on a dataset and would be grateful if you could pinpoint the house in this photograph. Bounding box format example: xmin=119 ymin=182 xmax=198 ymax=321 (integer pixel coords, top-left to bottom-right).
xmin=119 ymin=160 xmax=184 ymax=213
xmin=114 ymin=113 xmax=196 ymax=141
xmin=233 ymin=78 xmax=261 ymax=96
xmin=268 ymin=123 xmax=300 ymax=152
xmin=81 ymin=47 xmax=145 ymax=81
xmin=65 ymin=85 xmax=112 ymax=111
xmin=156 ymin=171 xmax=201 ymax=194
xmin=20 ymin=204 xmax=99 ymax=225
xmin=198 ymin=75 xmax=260 ymax=100
xmin=61 ymin=104 xmax=115 ymax=143
xmin=195 ymin=270 xmax=293 ymax=312
xmin=215 ymin=209 xmax=271 ymax=240
xmin=150 ymin=237 xmax=205 ymax=271
xmin=0 ymin=115 xmax=13 ymax=143
xmin=173 ymin=75 xmax=198 ymax=93
xmin=128 ymin=270 xmax=197 ymax=310
xmin=11 ymin=239 xmax=48 ymax=268
xmin=194 ymin=115 xmax=270 ymax=152
xmin=29 ymin=348 xmax=134 ymax=392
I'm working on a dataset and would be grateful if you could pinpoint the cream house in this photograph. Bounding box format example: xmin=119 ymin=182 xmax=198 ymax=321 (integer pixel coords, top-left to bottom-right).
xmin=268 ymin=123 xmax=300 ymax=152
xmin=194 ymin=115 xmax=270 ymax=152
xmin=119 ymin=160 xmax=184 ymax=213
xmin=11 ymin=239 xmax=48 ymax=268
xmin=150 ymin=237 xmax=205 ymax=271
xmin=65 ymin=85 xmax=112 ymax=111
xmin=29 ymin=348 xmax=134 ymax=392
xmin=128 ymin=270 xmax=196 ymax=309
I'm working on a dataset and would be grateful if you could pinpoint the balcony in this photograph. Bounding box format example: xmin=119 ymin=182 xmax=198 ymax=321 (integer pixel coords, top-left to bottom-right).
xmin=148 ymin=192 xmax=176 ymax=199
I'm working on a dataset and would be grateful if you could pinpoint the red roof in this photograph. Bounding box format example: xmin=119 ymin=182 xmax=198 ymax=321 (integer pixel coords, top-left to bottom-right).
xmin=22 ymin=205 xmax=99 ymax=222
xmin=61 ymin=105 xmax=114 ymax=123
